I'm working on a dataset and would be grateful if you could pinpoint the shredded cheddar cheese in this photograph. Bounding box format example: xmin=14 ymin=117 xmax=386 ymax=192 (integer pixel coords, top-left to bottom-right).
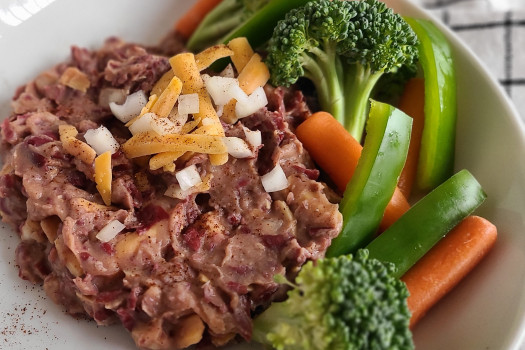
xmin=150 ymin=76 xmax=183 ymax=118
xmin=58 ymin=124 xmax=96 ymax=164
xmin=58 ymin=124 xmax=78 ymax=140
xmin=94 ymin=151 xmax=112 ymax=206
xmin=237 ymin=53 xmax=270 ymax=95
xmin=151 ymin=70 xmax=175 ymax=96
xmin=149 ymin=151 xmax=185 ymax=171
xmin=195 ymin=44 xmax=234 ymax=71
xmin=112 ymin=37 xmax=269 ymax=178
xmin=59 ymin=67 xmax=90 ymax=92
xmin=227 ymin=37 xmax=255 ymax=72
xmin=122 ymin=131 xmax=227 ymax=158
xmin=170 ymin=53 xmax=205 ymax=93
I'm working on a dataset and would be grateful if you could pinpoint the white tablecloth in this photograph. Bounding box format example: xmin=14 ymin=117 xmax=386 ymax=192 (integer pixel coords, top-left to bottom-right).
xmin=415 ymin=0 xmax=525 ymax=123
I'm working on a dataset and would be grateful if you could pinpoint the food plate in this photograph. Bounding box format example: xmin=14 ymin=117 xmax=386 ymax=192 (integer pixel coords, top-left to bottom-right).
xmin=0 ymin=0 xmax=524 ymax=349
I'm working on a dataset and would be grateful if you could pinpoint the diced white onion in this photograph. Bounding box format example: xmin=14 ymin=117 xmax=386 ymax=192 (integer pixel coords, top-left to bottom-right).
xmin=216 ymin=104 xmax=224 ymax=117
xmin=203 ymin=75 xmax=248 ymax=106
xmin=164 ymin=184 xmax=190 ymax=200
xmin=96 ymin=220 xmax=126 ymax=243
xmin=128 ymin=112 xmax=179 ymax=136
xmin=235 ymin=86 xmax=268 ymax=119
xmin=84 ymin=126 xmax=120 ymax=155
xmin=229 ymin=84 xmax=249 ymax=103
xmin=99 ymin=88 xmax=127 ymax=108
xmin=176 ymin=164 xmax=202 ymax=191
xmin=168 ymin=109 xmax=188 ymax=133
xmin=219 ymin=64 xmax=235 ymax=78
xmin=128 ymin=113 xmax=156 ymax=135
xmin=242 ymin=126 xmax=262 ymax=147
xmin=261 ymin=164 xmax=289 ymax=192
xmin=109 ymin=90 xmax=147 ymax=123
xmin=223 ymin=137 xmax=252 ymax=158
xmin=178 ymin=93 xmax=200 ymax=115
xmin=150 ymin=116 xmax=178 ymax=136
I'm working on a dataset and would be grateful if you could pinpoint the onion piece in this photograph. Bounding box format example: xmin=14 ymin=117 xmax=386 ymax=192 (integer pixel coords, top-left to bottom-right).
xmin=84 ymin=126 xmax=120 ymax=155
xmin=235 ymin=86 xmax=268 ymax=119
xmin=203 ymin=75 xmax=247 ymax=106
xmin=178 ymin=93 xmax=200 ymax=115
xmin=220 ymin=64 xmax=235 ymax=78
xmin=150 ymin=116 xmax=179 ymax=136
xmin=128 ymin=113 xmax=156 ymax=135
xmin=261 ymin=164 xmax=289 ymax=192
xmin=242 ymin=126 xmax=262 ymax=147
xmin=128 ymin=112 xmax=180 ymax=136
xmin=176 ymin=164 xmax=202 ymax=191
xmin=96 ymin=220 xmax=126 ymax=243
xmin=223 ymin=137 xmax=252 ymax=158
xmin=216 ymin=104 xmax=224 ymax=117
xmin=109 ymin=90 xmax=148 ymax=123
xmin=99 ymin=88 xmax=127 ymax=108
xmin=168 ymin=109 xmax=188 ymax=133
xmin=165 ymin=173 xmax=212 ymax=199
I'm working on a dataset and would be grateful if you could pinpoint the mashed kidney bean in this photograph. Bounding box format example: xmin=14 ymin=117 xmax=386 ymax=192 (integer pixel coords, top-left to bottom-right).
xmin=0 ymin=36 xmax=342 ymax=349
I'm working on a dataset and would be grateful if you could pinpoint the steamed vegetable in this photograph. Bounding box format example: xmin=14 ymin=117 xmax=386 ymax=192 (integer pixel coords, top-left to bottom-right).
xmin=326 ymin=101 xmax=412 ymax=257
xmin=266 ymin=0 xmax=419 ymax=141
xmin=251 ymin=170 xmax=487 ymax=350
xmin=367 ymin=169 xmax=487 ymax=277
xmin=404 ymin=17 xmax=457 ymax=192
xmin=397 ymin=78 xmax=425 ymax=198
xmin=186 ymin=0 xmax=270 ymax=51
xmin=296 ymin=111 xmax=411 ymax=232
xmin=402 ymin=215 xmax=497 ymax=327
xmin=174 ymin=0 xmax=224 ymax=40
xmin=295 ymin=111 xmax=363 ymax=192
xmin=187 ymin=0 xmax=313 ymax=52
xmin=252 ymin=249 xmax=414 ymax=350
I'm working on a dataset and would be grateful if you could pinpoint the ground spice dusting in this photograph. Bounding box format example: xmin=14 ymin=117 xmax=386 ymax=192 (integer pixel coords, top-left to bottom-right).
xmin=0 ymin=34 xmax=343 ymax=349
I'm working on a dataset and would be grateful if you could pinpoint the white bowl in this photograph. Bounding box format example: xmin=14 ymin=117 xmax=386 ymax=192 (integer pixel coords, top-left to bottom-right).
xmin=0 ymin=0 xmax=524 ymax=349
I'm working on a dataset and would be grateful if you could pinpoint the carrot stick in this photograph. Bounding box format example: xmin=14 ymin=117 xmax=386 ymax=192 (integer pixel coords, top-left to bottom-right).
xmin=401 ymin=215 xmax=497 ymax=328
xmin=296 ymin=111 xmax=361 ymax=192
xmin=397 ymin=78 xmax=425 ymax=199
xmin=378 ymin=187 xmax=410 ymax=232
xmin=174 ymin=0 xmax=224 ymax=40
xmin=296 ymin=111 xmax=409 ymax=230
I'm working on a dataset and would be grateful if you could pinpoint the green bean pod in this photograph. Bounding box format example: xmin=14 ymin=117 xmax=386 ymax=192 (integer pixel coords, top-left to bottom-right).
xmin=221 ymin=0 xmax=313 ymax=49
xmin=366 ymin=169 xmax=486 ymax=278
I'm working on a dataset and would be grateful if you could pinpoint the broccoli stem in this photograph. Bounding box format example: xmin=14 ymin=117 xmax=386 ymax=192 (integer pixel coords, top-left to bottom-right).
xmin=343 ymin=64 xmax=384 ymax=142
xmin=301 ymin=43 xmax=345 ymax=126
xmin=186 ymin=0 xmax=243 ymax=51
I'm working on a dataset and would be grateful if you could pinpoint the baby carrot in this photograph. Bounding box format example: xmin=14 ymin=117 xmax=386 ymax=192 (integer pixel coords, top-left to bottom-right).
xmin=296 ymin=111 xmax=361 ymax=192
xmin=401 ymin=215 xmax=497 ymax=328
xmin=174 ymin=0 xmax=224 ymax=40
xmin=398 ymin=78 xmax=425 ymax=199
xmin=378 ymin=187 xmax=410 ymax=232
xmin=296 ymin=111 xmax=410 ymax=230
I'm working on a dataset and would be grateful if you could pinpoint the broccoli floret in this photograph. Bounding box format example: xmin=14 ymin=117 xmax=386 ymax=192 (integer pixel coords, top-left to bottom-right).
xmin=187 ymin=0 xmax=269 ymax=51
xmin=373 ymin=63 xmax=419 ymax=106
xmin=266 ymin=0 xmax=418 ymax=141
xmin=252 ymin=250 xmax=413 ymax=350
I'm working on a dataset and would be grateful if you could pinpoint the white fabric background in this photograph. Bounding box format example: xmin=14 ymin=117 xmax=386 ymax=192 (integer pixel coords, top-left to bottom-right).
xmin=415 ymin=0 xmax=525 ymax=122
